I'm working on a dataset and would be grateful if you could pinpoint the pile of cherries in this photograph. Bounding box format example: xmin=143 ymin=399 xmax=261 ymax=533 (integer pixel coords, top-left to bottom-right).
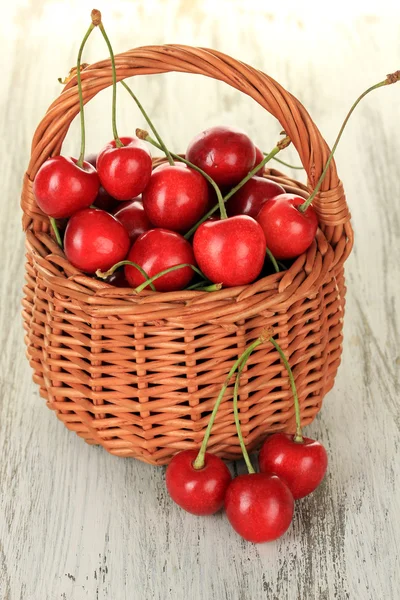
xmin=33 ymin=124 xmax=317 ymax=292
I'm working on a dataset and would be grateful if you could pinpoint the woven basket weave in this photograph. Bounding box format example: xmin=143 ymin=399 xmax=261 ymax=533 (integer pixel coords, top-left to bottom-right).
xmin=21 ymin=45 xmax=353 ymax=465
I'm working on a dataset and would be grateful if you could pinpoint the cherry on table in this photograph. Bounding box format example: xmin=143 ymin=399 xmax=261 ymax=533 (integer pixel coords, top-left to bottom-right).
xmin=142 ymin=163 xmax=209 ymax=233
xmin=114 ymin=198 xmax=152 ymax=242
xmin=226 ymin=176 xmax=285 ymax=218
xmin=33 ymin=156 xmax=100 ymax=218
xmin=64 ymin=208 xmax=130 ymax=274
xmin=258 ymin=433 xmax=328 ymax=499
xmin=166 ymin=449 xmax=232 ymax=515
xmin=96 ymin=136 xmax=152 ymax=201
xmin=224 ymin=473 xmax=294 ymax=543
xmin=193 ymin=215 xmax=266 ymax=287
xmin=124 ymin=228 xmax=196 ymax=292
xmin=186 ymin=126 xmax=256 ymax=187
xmin=257 ymin=193 xmax=318 ymax=260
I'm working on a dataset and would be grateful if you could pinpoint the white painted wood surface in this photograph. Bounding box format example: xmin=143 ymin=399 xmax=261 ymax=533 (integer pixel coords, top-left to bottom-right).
xmin=1 ymin=1 xmax=400 ymax=598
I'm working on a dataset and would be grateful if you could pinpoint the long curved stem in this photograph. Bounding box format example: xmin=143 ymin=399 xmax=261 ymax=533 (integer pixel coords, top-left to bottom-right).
xmin=97 ymin=22 xmax=123 ymax=147
xmin=233 ymin=350 xmax=256 ymax=474
xmin=96 ymin=260 xmax=156 ymax=291
xmin=50 ymin=218 xmax=63 ymax=248
xmin=133 ymin=263 xmax=207 ymax=293
xmin=121 ymin=81 xmax=174 ymax=165
xmin=193 ymin=336 xmax=265 ymax=469
xmin=271 ymin=156 xmax=304 ymax=170
xmin=266 ymin=248 xmax=279 ymax=273
xmin=76 ymin=23 xmax=95 ymax=166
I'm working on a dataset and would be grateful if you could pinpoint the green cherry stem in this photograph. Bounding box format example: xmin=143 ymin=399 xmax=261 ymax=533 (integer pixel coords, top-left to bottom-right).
xmin=133 ymin=263 xmax=207 ymax=293
xmin=76 ymin=19 xmax=96 ymax=167
xmin=271 ymin=155 xmax=304 ymax=170
xmin=266 ymin=247 xmax=280 ymax=273
xmin=186 ymin=281 xmax=222 ymax=291
xmin=136 ymin=130 xmax=227 ymax=221
xmin=121 ymin=81 xmax=174 ymax=165
xmin=96 ymin=260 xmax=156 ymax=291
xmin=50 ymin=218 xmax=63 ymax=248
xmin=269 ymin=336 xmax=303 ymax=443
xmin=184 ymin=135 xmax=291 ymax=239
xmin=233 ymin=349 xmax=257 ymax=474
xmin=94 ymin=11 xmax=123 ymax=147
xmin=300 ymin=71 xmax=400 ymax=213
xmin=193 ymin=335 xmax=266 ymax=470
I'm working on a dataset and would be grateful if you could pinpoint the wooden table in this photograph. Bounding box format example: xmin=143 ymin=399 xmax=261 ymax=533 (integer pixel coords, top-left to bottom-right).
xmin=1 ymin=2 xmax=399 ymax=598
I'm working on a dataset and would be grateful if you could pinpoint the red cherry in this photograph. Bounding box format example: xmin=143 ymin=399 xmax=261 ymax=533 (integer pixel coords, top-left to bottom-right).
xmin=258 ymin=433 xmax=328 ymax=499
xmin=112 ymin=196 xmax=142 ymax=213
xmin=96 ymin=136 xmax=152 ymax=200
xmin=33 ymin=156 xmax=100 ymax=218
xmin=193 ymin=216 xmax=266 ymax=287
xmin=227 ymin=177 xmax=285 ymax=218
xmin=186 ymin=126 xmax=256 ymax=187
xmin=125 ymin=229 xmax=196 ymax=292
xmin=166 ymin=450 xmax=232 ymax=515
xmin=105 ymin=270 xmax=129 ymax=288
xmin=142 ymin=163 xmax=209 ymax=232
xmin=114 ymin=199 xmax=152 ymax=242
xmin=93 ymin=186 xmax=118 ymax=212
xmin=257 ymin=194 xmax=318 ymax=260
xmin=254 ymin=146 xmax=265 ymax=176
xmin=64 ymin=208 xmax=130 ymax=274
xmin=224 ymin=473 xmax=294 ymax=543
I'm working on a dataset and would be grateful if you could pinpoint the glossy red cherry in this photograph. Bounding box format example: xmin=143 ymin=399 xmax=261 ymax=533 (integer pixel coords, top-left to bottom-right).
xmin=254 ymin=146 xmax=265 ymax=176
xmin=257 ymin=194 xmax=318 ymax=260
xmin=142 ymin=163 xmax=209 ymax=232
xmin=259 ymin=433 xmax=328 ymax=499
xmin=105 ymin=270 xmax=130 ymax=288
xmin=96 ymin=136 xmax=152 ymax=201
xmin=227 ymin=177 xmax=285 ymax=218
xmin=93 ymin=186 xmax=118 ymax=212
xmin=114 ymin=199 xmax=152 ymax=242
xmin=33 ymin=156 xmax=100 ymax=218
xmin=64 ymin=208 xmax=130 ymax=274
xmin=193 ymin=216 xmax=266 ymax=287
xmin=224 ymin=473 xmax=294 ymax=543
xmin=166 ymin=449 xmax=232 ymax=515
xmin=186 ymin=126 xmax=256 ymax=187
xmin=125 ymin=229 xmax=196 ymax=292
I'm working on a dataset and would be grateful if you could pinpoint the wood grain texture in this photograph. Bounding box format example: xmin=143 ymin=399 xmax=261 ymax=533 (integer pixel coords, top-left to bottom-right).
xmin=1 ymin=1 xmax=400 ymax=598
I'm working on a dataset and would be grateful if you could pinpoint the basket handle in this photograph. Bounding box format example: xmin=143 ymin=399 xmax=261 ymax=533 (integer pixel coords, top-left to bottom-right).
xmin=22 ymin=44 xmax=352 ymax=246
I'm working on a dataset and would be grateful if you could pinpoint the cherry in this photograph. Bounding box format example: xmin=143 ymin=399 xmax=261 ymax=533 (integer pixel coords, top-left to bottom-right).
xmin=193 ymin=216 xmax=266 ymax=287
xmin=259 ymin=433 xmax=328 ymax=499
xmin=96 ymin=136 xmax=152 ymax=201
xmin=93 ymin=185 xmax=118 ymax=212
xmin=257 ymin=194 xmax=318 ymax=260
xmin=124 ymin=229 xmax=196 ymax=291
xmin=142 ymin=163 xmax=209 ymax=232
xmin=226 ymin=176 xmax=285 ymax=218
xmin=64 ymin=208 xmax=130 ymax=274
xmin=113 ymin=198 xmax=152 ymax=242
xmin=224 ymin=473 xmax=294 ymax=542
xmin=166 ymin=450 xmax=231 ymax=515
xmin=105 ymin=269 xmax=130 ymax=287
xmin=33 ymin=156 xmax=100 ymax=218
xmin=186 ymin=126 xmax=256 ymax=187
xmin=254 ymin=146 xmax=265 ymax=176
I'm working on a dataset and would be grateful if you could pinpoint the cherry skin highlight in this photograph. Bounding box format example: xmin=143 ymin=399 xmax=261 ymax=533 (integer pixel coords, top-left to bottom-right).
xmin=259 ymin=433 xmax=328 ymax=499
xmin=257 ymin=194 xmax=318 ymax=260
xmin=186 ymin=126 xmax=256 ymax=187
xmin=142 ymin=163 xmax=209 ymax=232
xmin=166 ymin=450 xmax=232 ymax=515
xmin=64 ymin=208 xmax=130 ymax=274
xmin=96 ymin=136 xmax=152 ymax=201
xmin=33 ymin=156 xmax=100 ymax=218
xmin=124 ymin=229 xmax=196 ymax=292
xmin=224 ymin=473 xmax=294 ymax=543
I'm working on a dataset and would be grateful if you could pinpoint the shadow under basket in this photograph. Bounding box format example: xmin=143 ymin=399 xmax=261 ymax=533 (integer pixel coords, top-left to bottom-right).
xmin=20 ymin=44 xmax=353 ymax=466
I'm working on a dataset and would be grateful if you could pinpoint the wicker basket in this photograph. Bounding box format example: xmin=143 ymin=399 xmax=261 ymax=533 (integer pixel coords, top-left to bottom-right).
xmin=21 ymin=45 xmax=353 ymax=466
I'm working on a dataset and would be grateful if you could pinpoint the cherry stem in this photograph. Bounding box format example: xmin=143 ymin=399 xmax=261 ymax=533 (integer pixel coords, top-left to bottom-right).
xmin=300 ymin=73 xmax=400 ymax=213
xmin=50 ymin=218 xmax=63 ymax=248
xmin=96 ymin=260 xmax=156 ymax=291
xmin=76 ymin=23 xmax=95 ymax=167
xmin=97 ymin=18 xmax=123 ymax=147
xmin=266 ymin=248 xmax=280 ymax=273
xmin=186 ymin=281 xmax=222 ymax=291
xmin=184 ymin=135 xmax=291 ymax=239
xmin=233 ymin=350 xmax=257 ymax=474
xmin=121 ymin=81 xmax=174 ymax=165
xmin=134 ymin=263 xmax=207 ymax=293
xmin=136 ymin=131 xmax=227 ymax=221
xmin=269 ymin=337 xmax=303 ymax=443
xmin=271 ymin=155 xmax=304 ymax=170
xmin=193 ymin=336 xmax=266 ymax=470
